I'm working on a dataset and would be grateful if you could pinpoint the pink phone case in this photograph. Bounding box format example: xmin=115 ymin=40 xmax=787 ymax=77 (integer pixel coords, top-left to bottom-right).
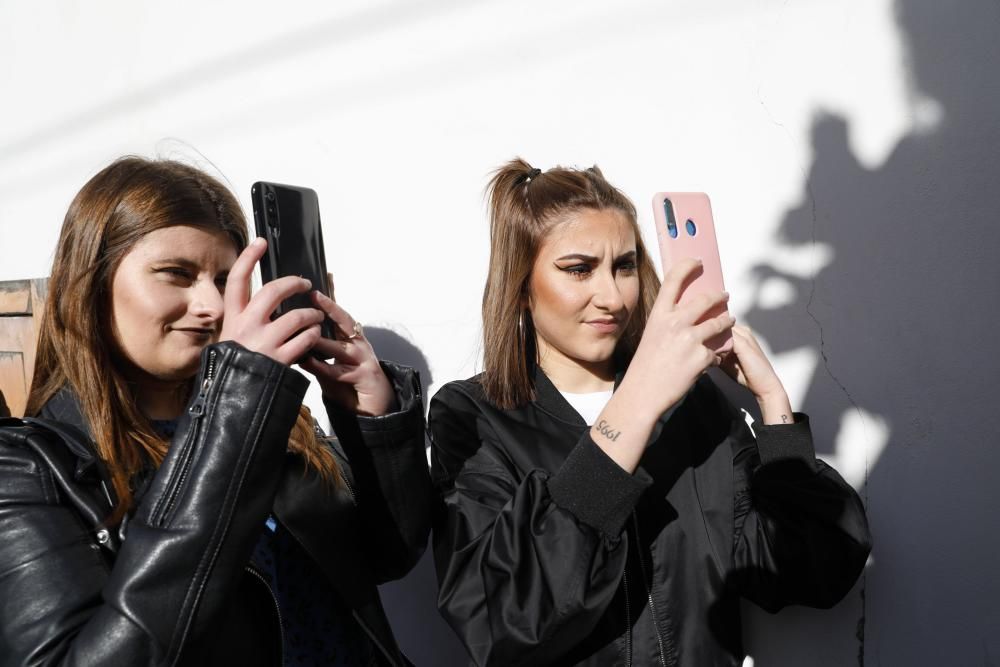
xmin=651 ymin=192 xmax=732 ymax=353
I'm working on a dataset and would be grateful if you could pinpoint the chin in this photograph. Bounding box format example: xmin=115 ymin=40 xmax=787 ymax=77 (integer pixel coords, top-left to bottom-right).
xmin=575 ymin=345 xmax=617 ymax=366
xmin=165 ymin=350 xmax=206 ymax=380
xmin=179 ymin=338 xmax=212 ymax=357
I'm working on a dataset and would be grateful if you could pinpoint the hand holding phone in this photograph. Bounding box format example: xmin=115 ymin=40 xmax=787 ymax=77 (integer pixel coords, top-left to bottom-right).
xmin=651 ymin=192 xmax=732 ymax=353
xmin=251 ymin=181 xmax=335 ymax=341
xmin=218 ymin=238 xmax=326 ymax=366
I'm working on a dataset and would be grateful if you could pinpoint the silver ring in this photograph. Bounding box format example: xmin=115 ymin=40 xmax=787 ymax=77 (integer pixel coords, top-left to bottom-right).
xmin=347 ymin=321 xmax=364 ymax=340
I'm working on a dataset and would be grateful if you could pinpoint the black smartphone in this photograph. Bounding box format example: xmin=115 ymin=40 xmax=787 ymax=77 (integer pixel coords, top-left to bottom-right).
xmin=250 ymin=181 xmax=336 ymax=341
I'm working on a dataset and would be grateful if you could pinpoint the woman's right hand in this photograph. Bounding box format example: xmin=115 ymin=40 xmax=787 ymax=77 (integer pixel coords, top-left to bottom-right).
xmin=590 ymin=258 xmax=735 ymax=472
xmin=219 ymin=238 xmax=326 ymax=366
xmin=623 ymin=257 xmax=736 ymax=419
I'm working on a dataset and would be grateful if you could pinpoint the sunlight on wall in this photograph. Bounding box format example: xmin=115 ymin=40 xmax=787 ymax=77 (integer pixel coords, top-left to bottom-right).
xmin=832 ymin=406 xmax=889 ymax=491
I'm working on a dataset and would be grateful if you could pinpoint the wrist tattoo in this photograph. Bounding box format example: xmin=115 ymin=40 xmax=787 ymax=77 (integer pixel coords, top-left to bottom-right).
xmin=781 ymin=414 xmax=789 ymax=424
xmin=595 ymin=419 xmax=621 ymax=442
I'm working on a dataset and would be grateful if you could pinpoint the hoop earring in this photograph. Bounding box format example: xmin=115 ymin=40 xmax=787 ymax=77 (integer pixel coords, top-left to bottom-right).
xmin=518 ymin=310 xmax=526 ymax=350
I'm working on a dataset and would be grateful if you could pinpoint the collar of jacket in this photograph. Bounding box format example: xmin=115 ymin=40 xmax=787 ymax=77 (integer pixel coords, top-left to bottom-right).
xmin=9 ymin=389 xmax=125 ymax=552
xmin=529 ymin=361 xmax=627 ymax=425
xmin=530 ymin=361 xmax=679 ymax=446
xmin=36 ymin=386 xmax=119 ymax=493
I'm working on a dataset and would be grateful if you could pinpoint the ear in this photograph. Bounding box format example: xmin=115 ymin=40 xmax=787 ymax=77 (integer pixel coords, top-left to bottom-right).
xmin=520 ymin=283 xmax=533 ymax=311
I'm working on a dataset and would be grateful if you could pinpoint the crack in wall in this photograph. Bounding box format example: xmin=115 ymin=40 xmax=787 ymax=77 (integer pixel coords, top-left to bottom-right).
xmin=755 ymin=85 xmax=869 ymax=665
xmin=801 ymin=181 xmax=863 ymax=422
xmin=801 ymin=179 xmax=868 ymax=667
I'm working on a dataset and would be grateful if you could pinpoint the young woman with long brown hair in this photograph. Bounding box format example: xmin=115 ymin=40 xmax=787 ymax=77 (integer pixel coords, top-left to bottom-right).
xmin=0 ymin=157 xmax=430 ymax=666
xmin=429 ymin=158 xmax=871 ymax=666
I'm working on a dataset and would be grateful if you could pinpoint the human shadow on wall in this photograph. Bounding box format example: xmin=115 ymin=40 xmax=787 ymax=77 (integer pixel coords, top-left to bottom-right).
xmin=736 ymin=0 xmax=1000 ymax=665
xmin=705 ymin=457 xmax=870 ymax=662
xmin=364 ymin=326 xmax=469 ymax=665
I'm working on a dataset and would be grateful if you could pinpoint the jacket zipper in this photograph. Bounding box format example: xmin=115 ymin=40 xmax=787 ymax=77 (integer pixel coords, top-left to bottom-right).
xmin=246 ymin=564 xmax=285 ymax=665
xmin=188 ymin=350 xmax=217 ymax=418
xmin=622 ymin=567 xmax=633 ymax=667
xmin=632 ymin=512 xmax=667 ymax=667
xmin=339 ymin=463 xmax=357 ymax=505
xmin=152 ymin=350 xmax=216 ymax=526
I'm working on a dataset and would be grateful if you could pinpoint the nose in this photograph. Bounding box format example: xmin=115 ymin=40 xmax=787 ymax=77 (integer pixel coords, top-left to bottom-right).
xmin=592 ymin=268 xmax=626 ymax=312
xmin=190 ymin=279 xmax=224 ymax=323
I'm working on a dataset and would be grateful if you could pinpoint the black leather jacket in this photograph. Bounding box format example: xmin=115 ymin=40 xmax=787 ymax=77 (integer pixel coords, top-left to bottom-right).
xmin=430 ymin=368 xmax=871 ymax=666
xmin=0 ymin=342 xmax=431 ymax=666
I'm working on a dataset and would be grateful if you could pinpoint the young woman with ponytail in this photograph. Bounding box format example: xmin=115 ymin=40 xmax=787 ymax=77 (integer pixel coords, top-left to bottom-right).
xmin=429 ymin=158 xmax=871 ymax=666
xmin=0 ymin=157 xmax=430 ymax=666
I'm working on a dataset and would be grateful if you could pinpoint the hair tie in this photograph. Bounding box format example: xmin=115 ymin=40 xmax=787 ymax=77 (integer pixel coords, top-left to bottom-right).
xmin=516 ymin=168 xmax=542 ymax=187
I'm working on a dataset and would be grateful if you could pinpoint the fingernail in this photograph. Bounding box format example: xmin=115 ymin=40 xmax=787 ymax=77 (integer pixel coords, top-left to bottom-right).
xmin=252 ymin=237 xmax=265 ymax=247
xmin=302 ymin=278 xmax=312 ymax=287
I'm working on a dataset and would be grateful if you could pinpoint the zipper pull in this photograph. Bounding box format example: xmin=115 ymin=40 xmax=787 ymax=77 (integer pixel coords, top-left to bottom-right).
xmin=189 ymin=350 xmax=217 ymax=417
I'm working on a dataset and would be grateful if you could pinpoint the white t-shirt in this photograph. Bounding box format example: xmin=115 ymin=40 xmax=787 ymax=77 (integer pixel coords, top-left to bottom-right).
xmin=559 ymin=389 xmax=614 ymax=425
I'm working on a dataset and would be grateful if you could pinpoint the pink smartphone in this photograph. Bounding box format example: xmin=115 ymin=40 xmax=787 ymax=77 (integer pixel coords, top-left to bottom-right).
xmin=651 ymin=192 xmax=733 ymax=353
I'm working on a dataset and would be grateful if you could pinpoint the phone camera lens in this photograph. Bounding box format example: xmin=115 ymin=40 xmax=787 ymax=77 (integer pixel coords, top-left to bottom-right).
xmin=265 ymin=191 xmax=275 ymax=202
xmin=663 ymin=198 xmax=679 ymax=239
xmin=685 ymin=219 xmax=697 ymax=236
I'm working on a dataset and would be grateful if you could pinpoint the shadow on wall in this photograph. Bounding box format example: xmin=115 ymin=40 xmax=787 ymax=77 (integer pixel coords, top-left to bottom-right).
xmin=363 ymin=326 xmax=470 ymax=665
xmin=739 ymin=0 xmax=1000 ymax=664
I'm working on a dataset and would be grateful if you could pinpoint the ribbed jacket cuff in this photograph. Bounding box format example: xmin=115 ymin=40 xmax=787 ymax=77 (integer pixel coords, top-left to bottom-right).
xmin=754 ymin=412 xmax=817 ymax=470
xmin=327 ymin=361 xmax=423 ymax=446
xmin=548 ymin=433 xmax=651 ymax=538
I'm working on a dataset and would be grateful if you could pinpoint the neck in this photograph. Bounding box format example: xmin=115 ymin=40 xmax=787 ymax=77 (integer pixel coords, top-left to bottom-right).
xmin=537 ymin=349 xmax=615 ymax=394
xmin=131 ymin=376 xmax=191 ymax=420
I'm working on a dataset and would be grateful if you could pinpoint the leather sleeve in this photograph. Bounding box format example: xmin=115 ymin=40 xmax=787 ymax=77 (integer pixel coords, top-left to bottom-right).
xmin=698 ymin=378 xmax=873 ymax=612
xmin=0 ymin=342 xmax=308 ymax=666
xmin=429 ymin=382 xmax=649 ymax=667
xmin=323 ymin=361 xmax=431 ymax=583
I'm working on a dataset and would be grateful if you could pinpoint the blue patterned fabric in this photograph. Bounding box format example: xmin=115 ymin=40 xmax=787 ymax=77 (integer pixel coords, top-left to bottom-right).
xmin=251 ymin=519 xmax=375 ymax=666
xmin=150 ymin=419 xmax=178 ymax=438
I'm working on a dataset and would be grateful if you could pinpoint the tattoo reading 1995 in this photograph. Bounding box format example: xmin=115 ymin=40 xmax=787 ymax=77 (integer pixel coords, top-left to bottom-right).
xmin=596 ymin=419 xmax=621 ymax=442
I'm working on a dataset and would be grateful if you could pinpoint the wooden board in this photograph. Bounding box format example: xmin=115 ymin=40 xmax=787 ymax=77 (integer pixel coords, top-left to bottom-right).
xmin=0 ymin=278 xmax=48 ymax=418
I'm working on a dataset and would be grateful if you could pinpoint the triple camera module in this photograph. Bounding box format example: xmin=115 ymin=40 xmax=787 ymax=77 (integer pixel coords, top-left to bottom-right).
xmin=662 ymin=197 xmax=697 ymax=238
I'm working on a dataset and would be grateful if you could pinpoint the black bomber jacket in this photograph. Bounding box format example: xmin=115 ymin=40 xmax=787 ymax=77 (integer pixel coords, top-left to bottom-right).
xmin=429 ymin=368 xmax=872 ymax=666
xmin=0 ymin=341 xmax=431 ymax=666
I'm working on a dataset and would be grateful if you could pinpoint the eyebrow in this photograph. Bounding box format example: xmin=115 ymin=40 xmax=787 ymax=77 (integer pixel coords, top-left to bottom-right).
xmin=152 ymin=257 xmax=199 ymax=268
xmin=151 ymin=258 xmax=230 ymax=275
xmin=555 ymin=250 xmax=637 ymax=262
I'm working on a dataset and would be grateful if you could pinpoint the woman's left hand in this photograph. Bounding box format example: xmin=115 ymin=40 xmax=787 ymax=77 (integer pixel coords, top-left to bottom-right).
xmin=720 ymin=325 xmax=794 ymax=425
xmin=299 ymin=291 xmax=398 ymax=417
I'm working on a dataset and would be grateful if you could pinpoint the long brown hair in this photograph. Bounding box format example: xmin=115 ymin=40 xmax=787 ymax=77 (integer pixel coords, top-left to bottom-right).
xmin=26 ymin=157 xmax=342 ymax=522
xmin=481 ymin=157 xmax=660 ymax=408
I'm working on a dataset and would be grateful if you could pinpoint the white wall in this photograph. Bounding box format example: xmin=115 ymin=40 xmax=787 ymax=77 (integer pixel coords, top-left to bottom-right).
xmin=3 ymin=1 xmax=997 ymax=664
